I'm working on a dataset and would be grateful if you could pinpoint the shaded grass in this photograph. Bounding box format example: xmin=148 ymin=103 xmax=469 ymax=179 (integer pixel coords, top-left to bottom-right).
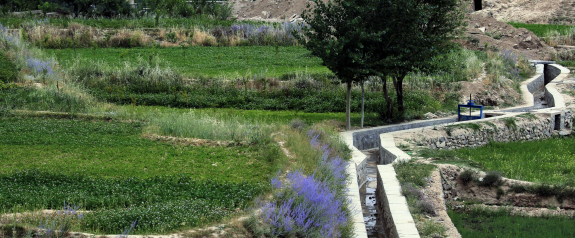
xmin=449 ymin=208 xmax=575 ymax=238
xmin=421 ymin=136 xmax=575 ymax=184
xmin=45 ymin=46 xmax=329 ymax=78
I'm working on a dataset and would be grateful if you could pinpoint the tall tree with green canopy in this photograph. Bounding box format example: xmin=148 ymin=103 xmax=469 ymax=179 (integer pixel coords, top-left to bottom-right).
xmin=369 ymin=0 xmax=466 ymax=119
xmin=298 ymin=0 xmax=382 ymax=130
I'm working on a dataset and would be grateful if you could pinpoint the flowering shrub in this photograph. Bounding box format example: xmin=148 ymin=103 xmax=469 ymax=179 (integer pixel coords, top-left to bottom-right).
xmin=25 ymin=56 xmax=54 ymax=76
xmin=256 ymin=129 xmax=350 ymax=237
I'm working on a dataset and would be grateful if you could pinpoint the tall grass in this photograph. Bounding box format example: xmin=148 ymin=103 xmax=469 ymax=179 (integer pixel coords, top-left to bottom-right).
xmin=142 ymin=109 xmax=276 ymax=143
xmin=17 ymin=18 xmax=305 ymax=48
xmin=0 ymin=21 xmax=110 ymax=114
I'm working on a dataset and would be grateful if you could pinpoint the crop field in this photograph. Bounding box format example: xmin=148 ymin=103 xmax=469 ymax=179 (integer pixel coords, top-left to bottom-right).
xmin=423 ymin=135 xmax=575 ymax=185
xmin=46 ymin=46 xmax=329 ymax=78
xmin=449 ymin=208 xmax=575 ymax=238
xmin=0 ymin=117 xmax=275 ymax=234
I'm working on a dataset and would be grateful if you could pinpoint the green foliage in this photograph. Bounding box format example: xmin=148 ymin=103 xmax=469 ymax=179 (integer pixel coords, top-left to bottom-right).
xmin=0 ymin=86 xmax=95 ymax=113
xmin=393 ymin=160 xmax=436 ymax=187
xmin=47 ymin=46 xmax=329 ymax=78
xmin=449 ymin=207 xmax=575 ymax=238
xmin=507 ymin=23 xmax=574 ymax=37
xmin=459 ymin=170 xmax=475 ymax=185
xmin=480 ymin=171 xmax=502 ymax=187
xmin=501 ymin=117 xmax=517 ymax=130
xmin=417 ymin=219 xmax=447 ymax=238
xmin=0 ymin=52 xmax=17 ymax=83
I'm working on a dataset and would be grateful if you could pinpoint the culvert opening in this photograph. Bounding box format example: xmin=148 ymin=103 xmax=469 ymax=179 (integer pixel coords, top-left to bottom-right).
xmin=555 ymin=114 xmax=561 ymax=130
xmin=474 ymin=0 xmax=482 ymax=11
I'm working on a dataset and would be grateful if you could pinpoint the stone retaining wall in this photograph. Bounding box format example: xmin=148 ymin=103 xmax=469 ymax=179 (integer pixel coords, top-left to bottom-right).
xmin=422 ymin=114 xmax=559 ymax=150
xmin=351 ymin=118 xmax=458 ymax=150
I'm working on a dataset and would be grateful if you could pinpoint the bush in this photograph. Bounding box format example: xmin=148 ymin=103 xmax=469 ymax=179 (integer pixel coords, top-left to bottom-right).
xmin=402 ymin=183 xmax=424 ymax=199
xmin=459 ymin=170 xmax=475 ymax=185
xmin=290 ymin=118 xmax=306 ymax=131
xmin=416 ymin=199 xmax=436 ymax=216
xmin=481 ymin=171 xmax=502 ymax=187
xmin=0 ymin=52 xmax=17 ymax=83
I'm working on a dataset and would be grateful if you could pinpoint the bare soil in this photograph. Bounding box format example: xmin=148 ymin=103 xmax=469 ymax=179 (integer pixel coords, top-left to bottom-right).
xmin=230 ymin=0 xmax=314 ymax=21
xmin=437 ymin=164 xmax=575 ymax=210
xmin=459 ymin=12 xmax=555 ymax=60
xmin=480 ymin=0 xmax=575 ymax=24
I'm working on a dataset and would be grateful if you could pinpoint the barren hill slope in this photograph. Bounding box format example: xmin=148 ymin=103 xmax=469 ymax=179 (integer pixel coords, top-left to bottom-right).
xmin=480 ymin=0 xmax=575 ymax=24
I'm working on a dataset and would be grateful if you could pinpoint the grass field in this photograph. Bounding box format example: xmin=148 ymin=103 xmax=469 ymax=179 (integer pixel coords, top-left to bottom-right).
xmin=118 ymin=105 xmax=384 ymax=127
xmin=46 ymin=46 xmax=329 ymax=78
xmin=422 ymin=135 xmax=575 ymax=185
xmin=449 ymin=208 xmax=575 ymax=238
xmin=0 ymin=117 xmax=277 ymax=234
xmin=507 ymin=23 xmax=574 ymax=37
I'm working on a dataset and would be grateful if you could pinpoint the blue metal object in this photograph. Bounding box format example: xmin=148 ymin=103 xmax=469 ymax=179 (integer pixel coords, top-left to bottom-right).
xmin=458 ymin=95 xmax=483 ymax=121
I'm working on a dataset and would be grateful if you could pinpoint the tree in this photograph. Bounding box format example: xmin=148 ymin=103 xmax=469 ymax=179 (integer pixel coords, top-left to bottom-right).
xmin=298 ymin=0 xmax=381 ymax=130
xmin=370 ymin=0 xmax=465 ymax=118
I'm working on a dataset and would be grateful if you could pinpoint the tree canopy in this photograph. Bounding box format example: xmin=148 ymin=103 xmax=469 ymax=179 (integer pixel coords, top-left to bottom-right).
xmin=300 ymin=0 xmax=465 ymax=125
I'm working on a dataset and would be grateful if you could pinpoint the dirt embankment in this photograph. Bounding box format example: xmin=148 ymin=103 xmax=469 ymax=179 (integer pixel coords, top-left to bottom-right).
xmin=460 ymin=12 xmax=554 ymax=60
xmin=438 ymin=164 xmax=575 ymax=211
xmin=230 ymin=0 xmax=312 ymax=21
xmin=480 ymin=0 xmax=575 ymax=24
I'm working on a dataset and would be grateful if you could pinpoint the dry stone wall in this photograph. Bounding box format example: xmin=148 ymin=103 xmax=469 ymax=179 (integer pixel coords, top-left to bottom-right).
xmin=423 ymin=115 xmax=558 ymax=150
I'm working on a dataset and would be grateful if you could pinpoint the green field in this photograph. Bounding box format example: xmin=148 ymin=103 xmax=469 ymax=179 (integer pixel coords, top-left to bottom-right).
xmin=423 ymin=135 xmax=575 ymax=185
xmin=449 ymin=208 xmax=575 ymax=238
xmin=0 ymin=117 xmax=276 ymax=233
xmin=507 ymin=23 xmax=575 ymax=37
xmin=118 ymin=105 xmax=384 ymax=127
xmin=46 ymin=46 xmax=329 ymax=78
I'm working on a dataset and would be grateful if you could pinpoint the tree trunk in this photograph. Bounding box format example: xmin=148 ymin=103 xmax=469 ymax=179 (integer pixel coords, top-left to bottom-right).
xmin=361 ymin=79 xmax=365 ymax=128
xmin=392 ymin=74 xmax=406 ymax=116
xmin=346 ymin=81 xmax=352 ymax=130
xmin=381 ymin=75 xmax=393 ymax=120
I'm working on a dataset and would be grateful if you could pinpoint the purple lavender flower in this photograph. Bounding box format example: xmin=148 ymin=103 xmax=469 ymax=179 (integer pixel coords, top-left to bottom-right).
xmin=26 ymin=56 xmax=54 ymax=76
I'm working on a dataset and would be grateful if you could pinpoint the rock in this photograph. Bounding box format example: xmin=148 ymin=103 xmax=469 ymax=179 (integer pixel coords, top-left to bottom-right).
xmin=478 ymin=27 xmax=486 ymax=33
xmin=524 ymin=36 xmax=532 ymax=42
xmin=436 ymin=141 xmax=446 ymax=148
xmin=425 ymin=112 xmax=438 ymax=119
xmin=443 ymin=184 xmax=452 ymax=190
